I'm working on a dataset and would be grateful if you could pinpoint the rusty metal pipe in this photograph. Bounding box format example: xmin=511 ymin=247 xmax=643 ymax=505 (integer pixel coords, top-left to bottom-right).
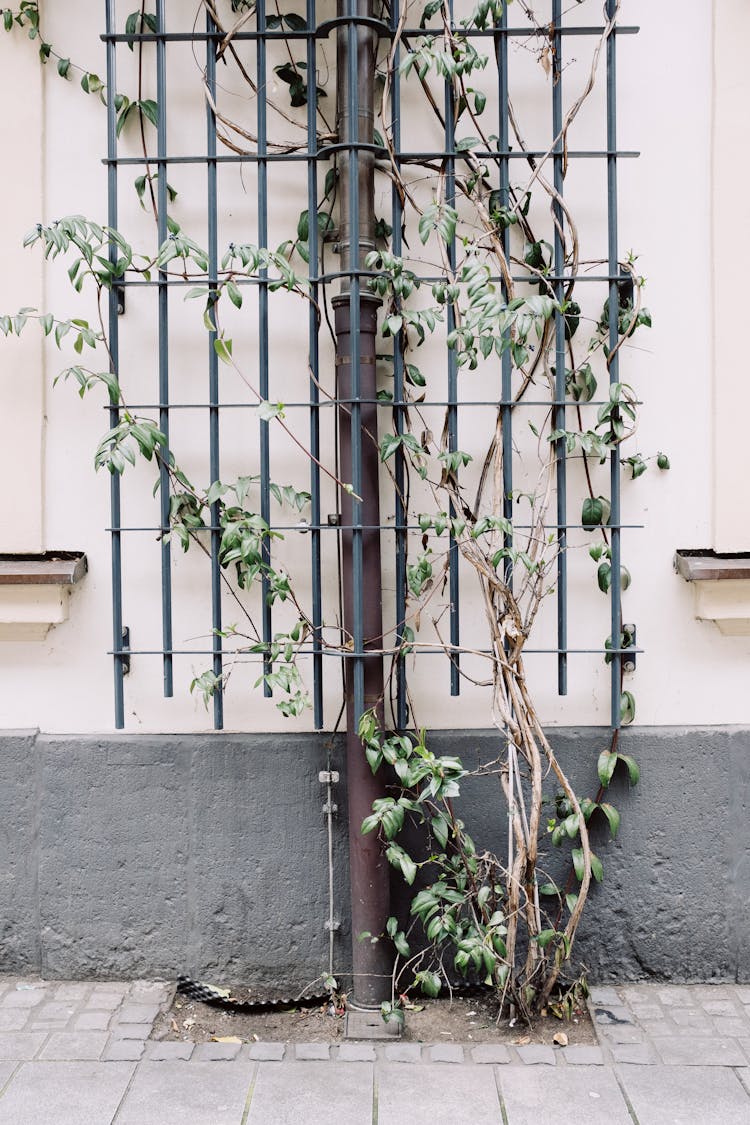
xmin=334 ymin=0 xmax=391 ymax=1008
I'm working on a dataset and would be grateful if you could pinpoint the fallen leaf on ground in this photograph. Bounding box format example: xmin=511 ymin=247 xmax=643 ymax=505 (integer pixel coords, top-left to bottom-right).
xmin=553 ymin=1031 xmax=568 ymax=1047
xmin=170 ymin=1019 xmax=179 ymax=1033
xmin=211 ymin=1035 xmax=242 ymax=1043
xmin=516 ymin=1035 xmax=531 ymax=1046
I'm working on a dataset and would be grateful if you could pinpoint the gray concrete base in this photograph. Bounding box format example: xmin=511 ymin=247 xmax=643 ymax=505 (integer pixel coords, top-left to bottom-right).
xmin=0 ymin=727 xmax=747 ymax=985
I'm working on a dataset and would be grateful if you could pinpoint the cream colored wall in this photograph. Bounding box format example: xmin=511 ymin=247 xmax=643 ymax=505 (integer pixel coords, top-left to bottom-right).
xmin=0 ymin=0 xmax=747 ymax=734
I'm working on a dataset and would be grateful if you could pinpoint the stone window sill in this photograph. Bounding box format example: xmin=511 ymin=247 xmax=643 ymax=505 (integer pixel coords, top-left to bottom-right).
xmin=675 ymin=550 xmax=750 ymax=635
xmin=0 ymin=553 xmax=87 ymax=640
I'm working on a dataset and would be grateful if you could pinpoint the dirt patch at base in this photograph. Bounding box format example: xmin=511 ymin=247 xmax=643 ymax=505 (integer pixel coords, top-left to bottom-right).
xmin=152 ymin=989 xmax=596 ymax=1047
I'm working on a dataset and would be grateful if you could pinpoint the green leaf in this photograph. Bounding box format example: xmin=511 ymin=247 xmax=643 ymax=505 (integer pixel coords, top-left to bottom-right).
xmin=582 ymin=495 xmax=611 ymax=530
xmin=598 ymin=749 xmax=617 ymax=787
xmin=225 ymin=280 xmax=243 ymax=308
xmin=590 ymin=852 xmax=604 ymax=883
xmin=657 ymin=451 xmax=670 ymax=470
xmin=535 ymin=928 xmax=557 ymax=949
xmin=618 ymin=753 xmax=640 ymax=786
xmin=571 ymin=847 xmax=585 ymax=882
xmin=139 ymin=99 xmax=159 ymax=128
xmin=600 ymin=802 xmax=620 ymax=838
xmin=620 ymin=690 xmax=636 ymax=725
xmin=214 ymin=338 xmax=233 ymax=364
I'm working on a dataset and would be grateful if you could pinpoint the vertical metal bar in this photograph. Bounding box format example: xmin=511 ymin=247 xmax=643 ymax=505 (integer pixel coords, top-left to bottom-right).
xmin=105 ymin=0 xmax=124 ymax=729
xmin=552 ymin=0 xmax=567 ymax=695
xmin=390 ymin=0 xmax=407 ymax=730
xmin=156 ymin=0 xmax=174 ymax=697
xmin=445 ymin=0 xmax=460 ymax=696
xmin=257 ymin=0 xmax=272 ymax=694
xmin=206 ymin=5 xmax=224 ymax=729
xmin=497 ymin=7 xmax=513 ymax=586
xmin=335 ymin=0 xmax=390 ymax=1008
xmin=307 ymin=0 xmax=323 ymax=729
xmin=606 ymin=0 xmax=621 ymax=728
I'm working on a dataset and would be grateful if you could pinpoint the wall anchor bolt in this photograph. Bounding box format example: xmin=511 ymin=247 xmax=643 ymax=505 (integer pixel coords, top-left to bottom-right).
xmin=319 ymin=770 xmax=340 ymax=784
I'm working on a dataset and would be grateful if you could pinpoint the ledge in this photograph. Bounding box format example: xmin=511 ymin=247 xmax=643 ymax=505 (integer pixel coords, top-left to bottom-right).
xmin=0 ymin=553 xmax=87 ymax=640
xmin=675 ymin=550 xmax=750 ymax=635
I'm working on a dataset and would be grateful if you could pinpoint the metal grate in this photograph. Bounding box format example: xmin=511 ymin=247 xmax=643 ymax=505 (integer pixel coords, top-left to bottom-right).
xmin=103 ymin=0 xmax=636 ymax=732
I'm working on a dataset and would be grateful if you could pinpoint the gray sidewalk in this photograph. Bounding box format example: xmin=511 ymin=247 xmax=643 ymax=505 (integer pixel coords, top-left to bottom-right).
xmin=0 ymin=978 xmax=749 ymax=1124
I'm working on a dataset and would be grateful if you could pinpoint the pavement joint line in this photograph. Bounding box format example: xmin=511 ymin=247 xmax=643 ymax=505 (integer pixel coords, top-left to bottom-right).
xmin=239 ymin=1061 xmax=259 ymax=1125
xmin=493 ymin=1066 xmax=509 ymax=1125
xmin=0 ymin=1061 xmax=20 ymax=1103
xmin=371 ymin=1068 xmax=378 ymax=1125
xmin=107 ymin=1060 xmax=140 ymax=1124
xmin=613 ymin=1067 xmax=643 ymax=1125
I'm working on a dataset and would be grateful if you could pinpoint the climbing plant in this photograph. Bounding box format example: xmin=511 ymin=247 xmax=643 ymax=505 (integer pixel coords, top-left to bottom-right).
xmin=2 ymin=0 xmax=666 ymax=1023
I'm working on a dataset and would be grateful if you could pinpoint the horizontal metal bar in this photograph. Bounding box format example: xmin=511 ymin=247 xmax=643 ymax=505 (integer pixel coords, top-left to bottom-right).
xmin=103 ymin=149 xmax=637 ymax=167
xmin=108 ymin=272 xmax=636 ymax=287
xmin=100 ymin=25 xmax=638 ymax=44
xmin=107 ymin=523 xmax=643 ymax=533
xmin=108 ymin=646 xmax=644 ymax=657
xmin=115 ymin=398 xmax=642 ymax=410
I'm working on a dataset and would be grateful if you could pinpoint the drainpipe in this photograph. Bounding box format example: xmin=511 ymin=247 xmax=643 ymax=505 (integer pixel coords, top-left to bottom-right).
xmin=333 ymin=0 xmax=391 ymax=1008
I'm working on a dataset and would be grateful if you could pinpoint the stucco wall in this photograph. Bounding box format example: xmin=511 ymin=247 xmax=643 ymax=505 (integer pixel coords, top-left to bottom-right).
xmin=0 ymin=727 xmax=747 ymax=985
xmin=0 ymin=1 xmax=747 ymax=734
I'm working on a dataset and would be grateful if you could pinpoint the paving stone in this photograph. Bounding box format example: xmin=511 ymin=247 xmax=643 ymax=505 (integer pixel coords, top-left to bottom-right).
xmin=74 ymin=1011 xmax=112 ymax=1031
xmin=247 ymin=1060 xmax=370 ymax=1125
xmin=116 ymin=1002 xmax=160 ymax=1025
xmin=1 ymin=990 xmax=45 ymax=1009
xmin=145 ymin=1040 xmax=194 ymax=1061
xmin=117 ymin=1060 xmax=256 ymax=1125
xmin=0 ymin=1033 xmax=46 ymax=1060
xmin=701 ymin=998 xmax=740 ymax=1016
xmin=625 ymin=1004 xmax=664 ymax=1021
xmin=193 ymin=1041 xmax=242 ymax=1061
xmin=30 ymin=1002 xmax=76 ymax=1024
xmin=657 ymin=988 xmax=693 ymax=1006
xmin=610 ymin=1043 xmax=657 ymax=1065
xmin=597 ymin=1025 xmax=645 ymax=1044
xmin=247 ymin=1042 xmax=285 ymax=1061
xmin=0 ymin=1011 xmax=29 ymax=1032
xmin=0 ymin=1061 xmax=135 ymax=1125
xmin=90 ymin=982 xmax=129 ymax=997
xmin=692 ymin=985 xmax=734 ymax=1000
xmin=654 ymin=1036 xmax=747 ymax=1066
xmin=588 ymin=987 xmax=622 ymax=1006
xmin=737 ymin=1068 xmax=750 ymax=1096
xmin=294 ymin=1042 xmax=330 ymax=1061
xmin=384 ymin=1043 xmax=422 ymax=1063
xmin=499 ymin=1065 xmax=633 ymax=1124
xmin=471 ymin=1044 xmax=511 ymax=1064
xmin=666 ymin=1007 xmax=709 ymax=1028
xmin=739 ymin=1038 xmax=750 ymax=1062
xmin=562 ymin=1045 xmax=604 ymax=1065
xmin=617 ymin=1064 xmax=750 ymax=1125
xmin=635 ymin=1020 xmax=674 ymax=1038
xmin=593 ymin=1005 xmax=634 ymax=1025
xmin=130 ymin=981 xmax=171 ymax=1003
xmin=53 ymin=984 xmax=90 ymax=1001
xmin=110 ymin=1023 xmax=151 ymax=1040
xmin=735 ymin=987 xmax=750 ymax=1004
xmin=337 ymin=1042 xmax=375 ymax=1062
xmin=427 ymin=1044 xmax=464 ymax=1064
xmin=712 ymin=1016 xmax=749 ymax=1037
xmin=40 ymin=1031 xmax=108 ymax=1061
xmin=620 ymin=985 xmax=661 ymax=1002
xmin=516 ymin=1045 xmax=556 ymax=1065
xmin=102 ymin=1039 xmax=145 ymax=1062
xmin=85 ymin=994 xmax=125 ymax=1012
xmin=379 ymin=1063 xmax=501 ymax=1125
